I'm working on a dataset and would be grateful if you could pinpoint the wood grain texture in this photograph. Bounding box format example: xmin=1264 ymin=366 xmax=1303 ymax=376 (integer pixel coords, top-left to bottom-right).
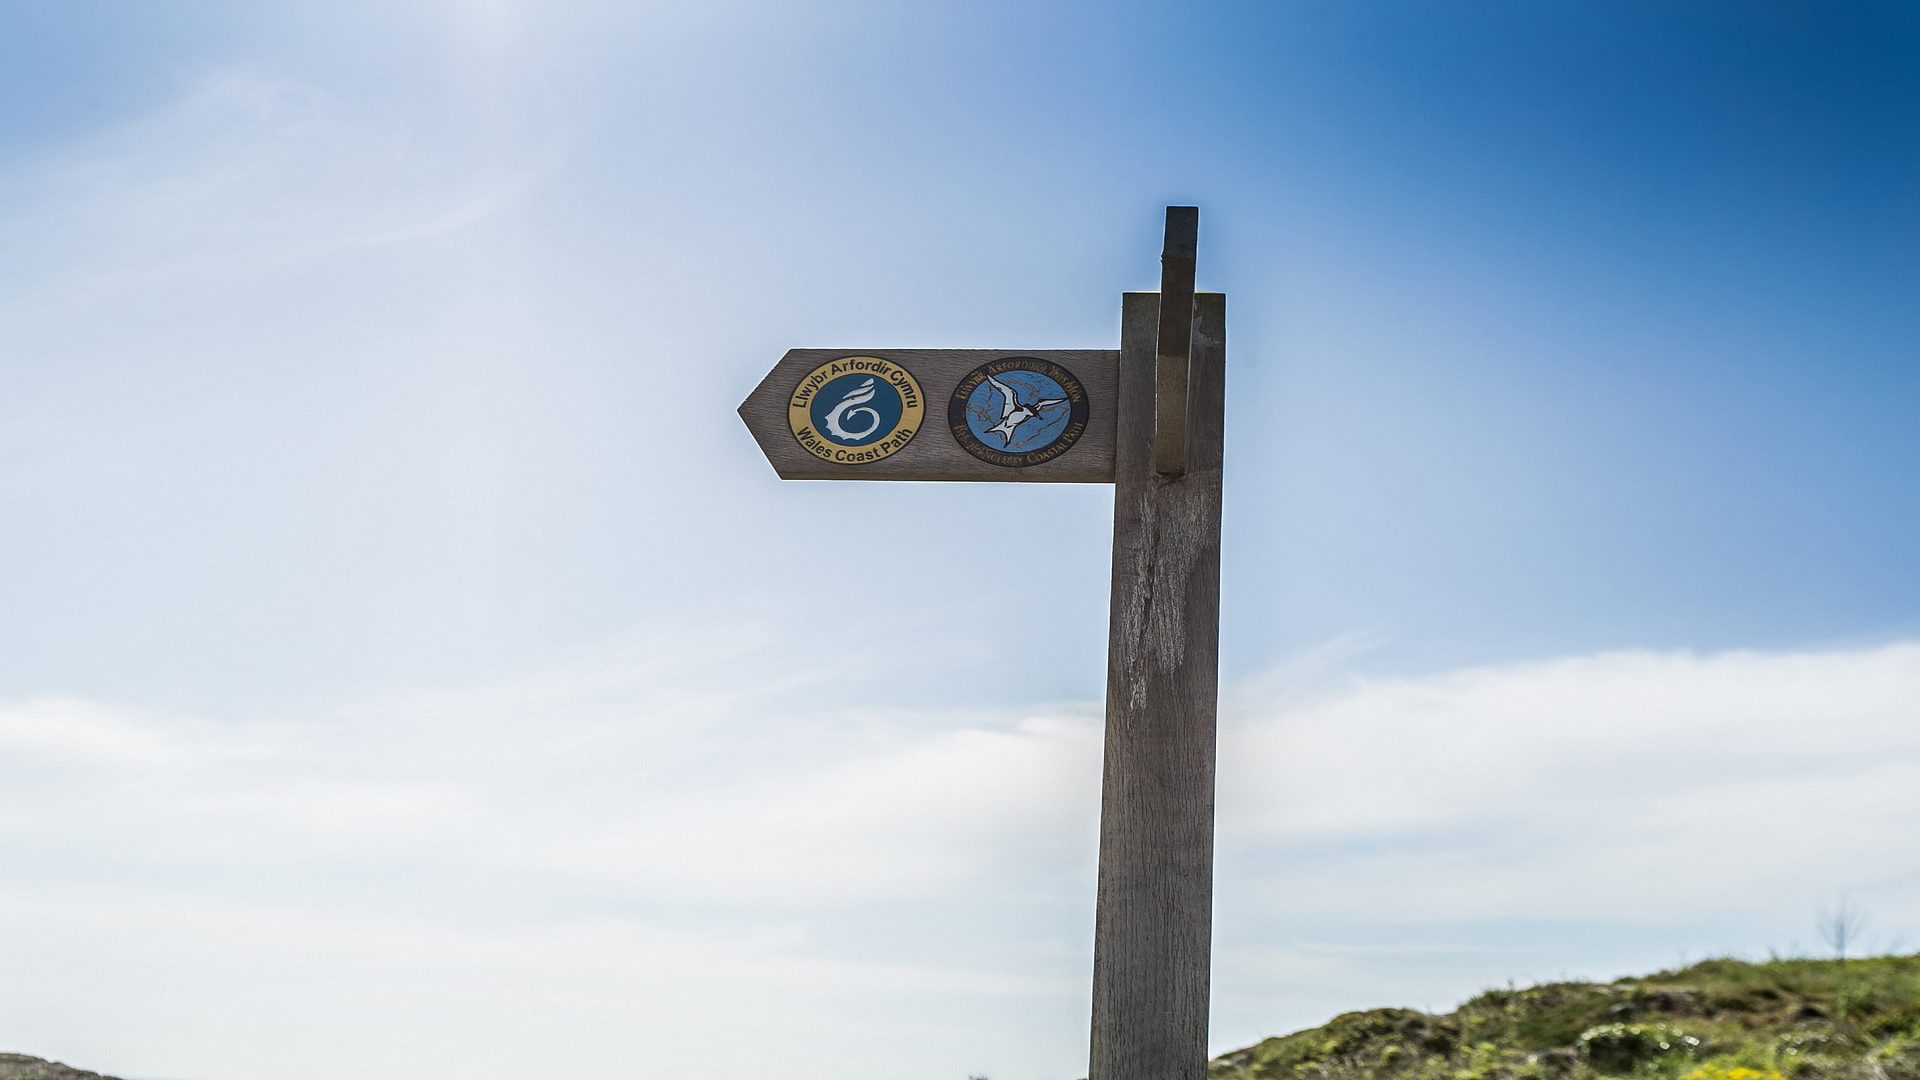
xmin=738 ymin=348 xmax=1119 ymax=483
xmin=1152 ymin=207 xmax=1198 ymax=477
xmin=1089 ymin=291 xmax=1225 ymax=1080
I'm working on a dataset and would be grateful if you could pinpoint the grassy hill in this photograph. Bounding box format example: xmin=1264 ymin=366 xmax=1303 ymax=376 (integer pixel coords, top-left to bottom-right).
xmin=1210 ymin=955 xmax=1920 ymax=1080
xmin=8 ymin=955 xmax=1917 ymax=1080
xmin=0 ymin=1055 xmax=120 ymax=1080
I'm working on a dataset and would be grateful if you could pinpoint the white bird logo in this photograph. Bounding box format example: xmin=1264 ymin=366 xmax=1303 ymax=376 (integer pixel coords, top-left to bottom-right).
xmin=824 ymin=378 xmax=883 ymax=441
xmin=983 ymin=372 xmax=1069 ymax=446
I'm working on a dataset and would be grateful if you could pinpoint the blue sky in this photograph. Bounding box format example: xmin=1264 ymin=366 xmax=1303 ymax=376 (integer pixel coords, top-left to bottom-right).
xmin=2 ymin=3 xmax=1917 ymax=1079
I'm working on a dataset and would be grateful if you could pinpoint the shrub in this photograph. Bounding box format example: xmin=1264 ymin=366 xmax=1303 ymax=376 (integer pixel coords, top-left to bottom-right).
xmin=1867 ymin=1035 xmax=1920 ymax=1079
xmin=1577 ymin=1023 xmax=1702 ymax=1073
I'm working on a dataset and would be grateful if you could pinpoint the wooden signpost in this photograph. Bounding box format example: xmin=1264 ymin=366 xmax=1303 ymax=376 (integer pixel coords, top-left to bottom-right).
xmin=739 ymin=207 xmax=1225 ymax=1080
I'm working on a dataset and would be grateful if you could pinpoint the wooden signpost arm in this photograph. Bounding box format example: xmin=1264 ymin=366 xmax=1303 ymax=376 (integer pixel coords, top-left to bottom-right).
xmin=1090 ymin=288 xmax=1226 ymax=1080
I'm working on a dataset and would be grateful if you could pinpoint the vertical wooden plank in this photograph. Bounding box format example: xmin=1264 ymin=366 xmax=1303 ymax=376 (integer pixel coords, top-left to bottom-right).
xmin=1152 ymin=207 xmax=1198 ymax=476
xmin=1090 ymin=290 xmax=1226 ymax=1080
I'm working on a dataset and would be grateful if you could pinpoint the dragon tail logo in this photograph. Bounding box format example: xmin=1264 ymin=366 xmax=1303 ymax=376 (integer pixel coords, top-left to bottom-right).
xmin=823 ymin=378 xmax=882 ymax=441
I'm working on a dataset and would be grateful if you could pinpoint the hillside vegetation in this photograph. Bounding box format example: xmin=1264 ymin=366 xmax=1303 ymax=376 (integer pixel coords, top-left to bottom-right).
xmin=7 ymin=956 xmax=1917 ymax=1080
xmin=0 ymin=1055 xmax=119 ymax=1080
xmin=1210 ymin=955 xmax=1920 ymax=1080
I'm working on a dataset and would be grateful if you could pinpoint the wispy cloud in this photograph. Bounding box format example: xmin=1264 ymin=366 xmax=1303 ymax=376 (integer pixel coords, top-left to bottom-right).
xmin=0 ymin=70 xmax=549 ymax=317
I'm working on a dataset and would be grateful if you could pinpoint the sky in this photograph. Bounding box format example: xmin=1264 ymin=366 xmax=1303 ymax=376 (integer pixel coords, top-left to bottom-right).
xmin=1 ymin=2 xmax=1916 ymax=1078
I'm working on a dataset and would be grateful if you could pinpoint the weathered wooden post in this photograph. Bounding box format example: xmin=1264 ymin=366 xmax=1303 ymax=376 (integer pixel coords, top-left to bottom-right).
xmin=1090 ymin=211 xmax=1225 ymax=1080
xmin=738 ymin=207 xmax=1225 ymax=1080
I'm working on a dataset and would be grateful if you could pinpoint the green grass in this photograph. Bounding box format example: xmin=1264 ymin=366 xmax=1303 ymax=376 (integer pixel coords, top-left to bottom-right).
xmin=1209 ymin=955 xmax=1920 ymax=1080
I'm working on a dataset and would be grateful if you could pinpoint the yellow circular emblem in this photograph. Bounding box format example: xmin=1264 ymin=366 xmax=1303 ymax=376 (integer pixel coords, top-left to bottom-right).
xmin=786 ymin=356 xmax=925 ymax=465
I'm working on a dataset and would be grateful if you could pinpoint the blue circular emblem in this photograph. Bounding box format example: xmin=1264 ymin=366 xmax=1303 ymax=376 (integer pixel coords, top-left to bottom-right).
xmin=809 ymin=372 xmax=905 ymax=447
xmin=947 ymin=358 xmax=1091 ymax=467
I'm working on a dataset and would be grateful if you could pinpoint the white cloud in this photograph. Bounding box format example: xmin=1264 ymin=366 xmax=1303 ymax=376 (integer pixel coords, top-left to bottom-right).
xmin=555 ymin=714 xmax=1101 ymax=902
xmin=0 ymin=698 xmax=192 ymax=765
xmin=4 ymin=638 xmax=1919 ymax=1079
xmin=1220 ymin=643 xmax=1920 ymax=923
